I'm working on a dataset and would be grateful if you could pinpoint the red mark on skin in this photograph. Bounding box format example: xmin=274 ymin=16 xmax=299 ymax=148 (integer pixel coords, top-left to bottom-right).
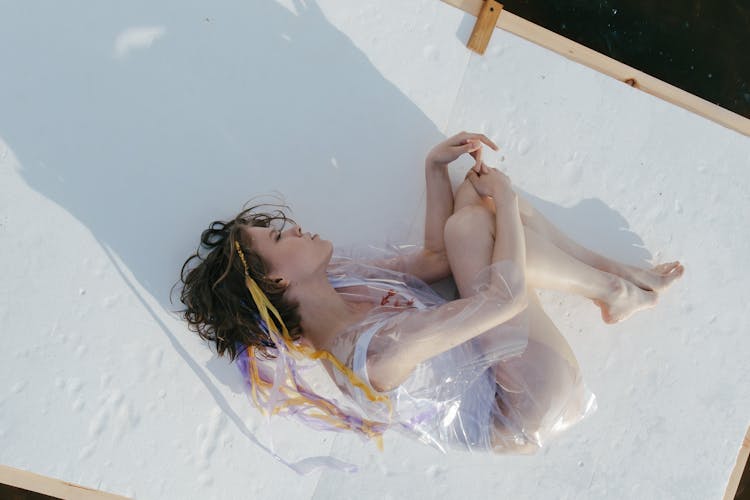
xmin=381 ymin=290 xmax=416 ymax=308
xmin=381 ymin=289 xmax=397 ymax=306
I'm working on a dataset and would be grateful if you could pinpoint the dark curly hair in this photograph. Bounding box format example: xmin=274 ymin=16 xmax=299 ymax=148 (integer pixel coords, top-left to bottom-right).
xmin=173 ymin=199 xmax=304 ymax=362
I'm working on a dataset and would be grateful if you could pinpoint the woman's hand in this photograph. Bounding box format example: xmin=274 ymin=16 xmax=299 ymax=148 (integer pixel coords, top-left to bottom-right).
xmin=465 ymin=166 xmax=516 ymax=203
xmin=426 ymin=131 xmax=499 ymax=173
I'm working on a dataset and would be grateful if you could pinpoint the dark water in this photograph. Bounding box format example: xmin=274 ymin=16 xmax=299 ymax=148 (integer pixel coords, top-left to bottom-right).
xmin=507 ymin=0 xmax=750 ymax=119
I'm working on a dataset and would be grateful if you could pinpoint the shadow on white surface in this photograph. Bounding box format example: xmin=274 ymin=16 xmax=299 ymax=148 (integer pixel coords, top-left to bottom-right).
xmin=0 ymin=0 xmax=657 ymax=486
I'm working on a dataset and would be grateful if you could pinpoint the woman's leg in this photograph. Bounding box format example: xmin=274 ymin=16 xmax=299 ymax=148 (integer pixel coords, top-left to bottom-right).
xmin=489 ymin=290 xmax=594 ymax=453
xmin=443 ymin=205 xmax=594 ymax=452
xmin=453 ymin=177 xmax=684 ymax=292
xmin=443 ymin=203 xmax=658 ymax=324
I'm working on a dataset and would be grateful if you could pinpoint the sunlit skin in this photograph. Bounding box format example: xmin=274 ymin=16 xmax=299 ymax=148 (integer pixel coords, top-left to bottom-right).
xmin=241 ymin=225 xmax=371 ymax=352
xmin=241 ymin=132 xmax=685 ymax=354
xmin=444 ymin=133 xmax=684 ymax=324
xmin=237 ymin=134 xmax=685 ymax=450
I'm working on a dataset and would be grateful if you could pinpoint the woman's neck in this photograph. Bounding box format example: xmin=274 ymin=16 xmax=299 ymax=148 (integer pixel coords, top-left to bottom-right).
xmin=292 ymin=278 xmax=372 ymax=352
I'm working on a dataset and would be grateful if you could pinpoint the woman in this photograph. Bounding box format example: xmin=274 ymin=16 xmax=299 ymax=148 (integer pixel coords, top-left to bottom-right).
xmin=177 ymin=131 xmax=684 ymax=456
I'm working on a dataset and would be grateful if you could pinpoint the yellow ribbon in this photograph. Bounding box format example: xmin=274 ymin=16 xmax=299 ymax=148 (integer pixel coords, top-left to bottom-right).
xmin=233 ymin=240 xmax=393 ymax=450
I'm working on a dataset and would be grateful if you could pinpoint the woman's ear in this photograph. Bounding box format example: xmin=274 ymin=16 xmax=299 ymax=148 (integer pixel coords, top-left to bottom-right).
xmin=268 ymin=274 xmax=289 ymax=288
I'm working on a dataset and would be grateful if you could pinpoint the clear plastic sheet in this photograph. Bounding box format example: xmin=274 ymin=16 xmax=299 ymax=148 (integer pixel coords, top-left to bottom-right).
xmin=234 ymin=240 xmax=597 ymax=473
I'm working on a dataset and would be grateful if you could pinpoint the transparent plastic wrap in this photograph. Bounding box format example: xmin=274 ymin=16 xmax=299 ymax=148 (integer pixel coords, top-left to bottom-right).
xmin=234 ymin=240 xmax=597 ymax=473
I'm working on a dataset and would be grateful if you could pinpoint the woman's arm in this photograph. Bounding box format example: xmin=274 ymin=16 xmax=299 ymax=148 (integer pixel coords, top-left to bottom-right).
xmin=423 ymin=159 xmax=453 ymax=257
xmin=369 ymin=178 xmax=528 ymax=392
xmin=358 ymin=133 xmax=496 ymax=284
xmin=423 ymin=132 xmax=496 ymax=255
xmin=347 ymin=158 xmax=454 ymax=284
xmin=362 ymin=247 xmax=451 ymax=285
xmin=352 ymin=159 xmax=463 ymax=284
xmin=421 ymin=132 xmax=498 ymax=279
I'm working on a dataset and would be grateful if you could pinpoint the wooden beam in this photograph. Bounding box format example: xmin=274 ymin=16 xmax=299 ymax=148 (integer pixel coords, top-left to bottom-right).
xmin=723 ymin=425 xmax=750 ymax=500
xmin=0 ymin=464 xmax=130 ymax=500
xmin=440 ymin=0 xmax=750 ymax=137
xmin=466 ymin=1 xmax=503 ymax=55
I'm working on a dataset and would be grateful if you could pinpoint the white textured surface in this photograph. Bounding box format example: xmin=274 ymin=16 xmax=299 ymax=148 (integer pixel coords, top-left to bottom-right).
xmin=1 ymin=1 xmax=748 ymax=499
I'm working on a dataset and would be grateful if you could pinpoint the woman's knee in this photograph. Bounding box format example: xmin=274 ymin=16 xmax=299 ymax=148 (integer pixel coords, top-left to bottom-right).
xmin=443 ymin=205 xmax=496 ymax=298
xmin=444 ymin=204 xmax=495 ymax=244
xmin=454 ymin=177 xmax=481 ymax=212
xmin=455 ymin=177 xmax=496 ymax=215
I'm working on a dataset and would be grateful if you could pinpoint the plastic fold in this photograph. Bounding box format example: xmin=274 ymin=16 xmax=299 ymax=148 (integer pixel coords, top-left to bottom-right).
xmin=234 ymin=240 xmax=597 ymax=473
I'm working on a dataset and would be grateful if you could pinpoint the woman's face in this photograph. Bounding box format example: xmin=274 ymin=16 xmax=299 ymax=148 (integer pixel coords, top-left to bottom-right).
xmin=241 ymin=222 xmax=332 ymax=285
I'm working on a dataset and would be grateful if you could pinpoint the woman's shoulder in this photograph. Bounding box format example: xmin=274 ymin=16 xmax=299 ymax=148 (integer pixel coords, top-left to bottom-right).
xmin=327 ymin=309 xmax=393 ymax=362
xmin=325 ymin=307 xmax=409 ymax=381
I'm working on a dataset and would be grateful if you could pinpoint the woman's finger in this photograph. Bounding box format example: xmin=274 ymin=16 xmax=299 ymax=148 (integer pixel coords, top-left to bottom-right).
xmin=468 ymin=143 xmax=487 ymax=164
xmin=465 ymin=133 xmax=499 ymax=151
xmin=453 ymin=131 xmax=479 ymax=145
xmin=465 ymin=139 xmax=481 ymax=152
xmin=471 ymin=134 xmax=498 ymax=151
xmin=474 ymin=144 xmax=483 ymax=172
xmin=451 ymin=131 xmax=471 ymax=145
xmin=454 ymin=132 xmax=497 ymax=149
xmin=454 ymin=139 xmax=480 ymax=156
xmin=479 ymin=134 xmax=499 ymax=151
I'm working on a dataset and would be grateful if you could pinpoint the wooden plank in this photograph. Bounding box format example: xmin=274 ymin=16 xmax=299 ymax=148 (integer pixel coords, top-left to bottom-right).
xmin=723 ymin=425 xmax=750 ymax=500
xmin=439 ymin=0 xmax=750 ymax=137
xmin=467 ymin=1 xmax=503 ymax=55
xmin=0 ymin=464 xmax=130 ymax=500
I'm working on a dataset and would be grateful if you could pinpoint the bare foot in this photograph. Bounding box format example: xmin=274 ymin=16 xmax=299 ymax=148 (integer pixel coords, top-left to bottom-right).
xmin=593 ymin=277 xmax=659 ymax=324
xmin=618 ymin=261 xmax=685 ymax=292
